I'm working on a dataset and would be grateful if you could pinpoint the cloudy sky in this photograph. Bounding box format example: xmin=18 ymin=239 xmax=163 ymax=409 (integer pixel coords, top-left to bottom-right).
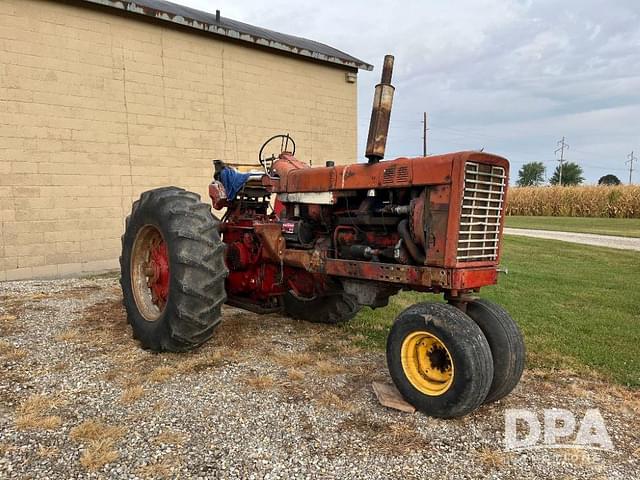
xmin=182 ymin=0 xmax=639 ymax=183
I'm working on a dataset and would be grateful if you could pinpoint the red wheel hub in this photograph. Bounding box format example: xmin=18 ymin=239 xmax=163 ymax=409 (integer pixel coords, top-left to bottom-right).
xmin=144 ymin=239 xmax=169 ymax=310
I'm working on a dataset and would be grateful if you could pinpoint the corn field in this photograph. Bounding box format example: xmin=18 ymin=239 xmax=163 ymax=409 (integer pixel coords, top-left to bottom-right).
xmin=506 ymin=185 xmax=640 ymax=218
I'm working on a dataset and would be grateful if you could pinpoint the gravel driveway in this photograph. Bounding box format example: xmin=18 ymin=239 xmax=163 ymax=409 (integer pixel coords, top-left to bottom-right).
xmin=504 ymin=228 xmax=640 ymax=251
xmin=1 ymin=277 xmax=638 ymax=479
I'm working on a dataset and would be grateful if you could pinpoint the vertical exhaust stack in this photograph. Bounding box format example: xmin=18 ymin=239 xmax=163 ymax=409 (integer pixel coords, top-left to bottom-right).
xmin=365 ymin=55 xmax=395 ymax=164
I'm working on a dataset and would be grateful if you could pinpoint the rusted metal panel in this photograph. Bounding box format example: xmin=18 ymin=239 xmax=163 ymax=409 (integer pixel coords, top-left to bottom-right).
xmin=270 ymin=151 xmax=506 ymax=194
xmin=444 ymin=154 xmax=466 ymax=266
xmin=208 ymin=181 xmax=228 ymax=210
xmin=253 ymin=223 xmax=284 ymax=262
xmin=246 ymin=229 xmax=499 ymax=292
xmin=321 ymin=258 xmax=498 ymax=291
xmin=426 ymin=184 xmax=450 ymax=266
xmin=321 ymin=258 xmax=450 ymax=289
xmin=267 ymin=153 xmax=309 ymax=191
xmin=76 ymin=0 xmax=373 ymax=71
xmin=379 ymin=160 xmax=413 ymax=187
xmin=451 ymin=267 xmax=498 ymax=290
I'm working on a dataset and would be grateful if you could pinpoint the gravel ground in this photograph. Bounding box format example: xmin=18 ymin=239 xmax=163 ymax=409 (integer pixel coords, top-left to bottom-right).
xmin=0 ymin=276 xmax=638 ymax=479
xmin=504 ymin=228 xmax=640 ymax=251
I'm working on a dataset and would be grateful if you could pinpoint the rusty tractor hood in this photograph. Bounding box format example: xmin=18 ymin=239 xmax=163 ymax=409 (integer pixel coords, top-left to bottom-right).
xmin=266 ymin=151 xmax=510 ymax=193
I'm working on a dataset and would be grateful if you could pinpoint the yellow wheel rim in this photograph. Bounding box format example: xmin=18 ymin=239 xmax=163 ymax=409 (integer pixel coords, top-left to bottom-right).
xmin=401 ymin=331 xmax=454 ymax=396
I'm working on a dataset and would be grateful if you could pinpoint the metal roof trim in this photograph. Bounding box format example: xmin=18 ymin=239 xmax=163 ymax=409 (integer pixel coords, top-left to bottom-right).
xmin=79 ymin=0 xmax=374 ymax=71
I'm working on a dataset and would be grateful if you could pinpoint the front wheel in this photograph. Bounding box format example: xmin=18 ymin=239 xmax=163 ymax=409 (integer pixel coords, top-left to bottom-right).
xmin=464 ymin=299 xmax=525 ymax=403
xmin=386 ymin=303 xmax=493 ymax=418
xmin=120 ymin=187 xmax=228 ymax=352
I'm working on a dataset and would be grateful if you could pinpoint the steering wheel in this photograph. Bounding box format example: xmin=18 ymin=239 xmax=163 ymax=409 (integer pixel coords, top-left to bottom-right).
xmin=258 ymin=134 xmax=296 ymax=174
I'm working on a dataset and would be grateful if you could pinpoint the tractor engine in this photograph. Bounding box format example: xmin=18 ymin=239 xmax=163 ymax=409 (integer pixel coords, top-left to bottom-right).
xmin=212 ymin=178 xmax=325 ymax=312
xmin=278 ymin=188 xmax=416 ymax=265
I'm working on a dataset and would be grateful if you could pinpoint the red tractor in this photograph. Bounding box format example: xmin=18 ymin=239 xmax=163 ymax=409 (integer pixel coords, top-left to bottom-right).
xmin=120 ymin=55 xmax=524 ymax=418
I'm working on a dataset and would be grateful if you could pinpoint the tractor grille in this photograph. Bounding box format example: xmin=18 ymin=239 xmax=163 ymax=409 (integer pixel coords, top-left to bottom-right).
xmin=457 ymin=162 xmax=506 ymax=262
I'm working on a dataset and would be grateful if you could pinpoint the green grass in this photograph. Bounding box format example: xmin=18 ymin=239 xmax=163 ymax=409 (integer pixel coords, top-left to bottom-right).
xmin=505 ymin=216 xmax=640 ymax=238
xmin=343 ymin=236 xmax=640 ymax=387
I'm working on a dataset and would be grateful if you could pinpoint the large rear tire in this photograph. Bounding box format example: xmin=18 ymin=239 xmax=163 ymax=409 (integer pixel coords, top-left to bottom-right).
xmin=386 ymin=302 xmax=493 ymax=418
xmin=465 ymin=299 xmax=525 ymax=403
xmin=120 ymin=187 xmax=228 ymax=352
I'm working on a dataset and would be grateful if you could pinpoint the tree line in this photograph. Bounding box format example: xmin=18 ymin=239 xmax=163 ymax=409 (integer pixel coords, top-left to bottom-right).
xmin=516 ymin=162 xmax=621 ymax=187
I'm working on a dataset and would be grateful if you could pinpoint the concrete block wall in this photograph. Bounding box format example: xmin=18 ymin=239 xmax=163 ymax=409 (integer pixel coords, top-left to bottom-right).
xmin=0 ymin=0 xmax=358 ymax=281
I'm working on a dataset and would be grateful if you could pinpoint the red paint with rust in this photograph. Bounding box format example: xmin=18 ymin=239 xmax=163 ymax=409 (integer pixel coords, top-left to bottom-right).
xmin=265 ymin=150 xmax=509 ymax=271
xmin=209 ymin=181 xmax=229 ymax=210
xmin=268 ymin=151 xmax=506 ymax=193
xmin=451 ymin=267 xmax=499 ymax=290
xmin=148 ymin=240 xmax=169 ymax=309
xmin=222 ymin=215 xmax=318 ymax=304
xmin=215 ymin=147 xmax=509 ymax=307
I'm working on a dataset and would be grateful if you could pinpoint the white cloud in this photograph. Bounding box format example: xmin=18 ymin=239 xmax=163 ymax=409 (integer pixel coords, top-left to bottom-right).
xmin=179 ymin=0 xmax=640 ymax=183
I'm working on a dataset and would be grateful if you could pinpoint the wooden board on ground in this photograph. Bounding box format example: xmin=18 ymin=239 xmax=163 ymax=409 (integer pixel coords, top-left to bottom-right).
xmin=372 ymin=381 xmax=416 ymax=413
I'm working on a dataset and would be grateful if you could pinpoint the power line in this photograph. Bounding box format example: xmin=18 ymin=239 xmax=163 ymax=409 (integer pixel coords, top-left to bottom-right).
xmin=422 ymin=112 xmax=429 ymax=156
xmin=554 ymin=136 xmax=569 ymax=185
xmin=626 ymin=151 xmax=637 ymax=184
xmin=430 ymin=125 xmax=502 ymax=141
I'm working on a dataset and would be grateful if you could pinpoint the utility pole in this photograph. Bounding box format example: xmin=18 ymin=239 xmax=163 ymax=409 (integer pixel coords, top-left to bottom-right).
xmin=422 ymin=112 xmax=428 ymax=156
xmin=554 ymin=136 xmax=569 ymax=185
xmin=627 ymin=151 xmax=637 ymax=184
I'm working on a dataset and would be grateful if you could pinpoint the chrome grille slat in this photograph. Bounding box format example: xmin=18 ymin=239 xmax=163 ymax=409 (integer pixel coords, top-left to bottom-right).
xmin=457 ymin=239 xmax=499 ymax=243
xmin=459 ymin=222 xmax=500 ymax=227
xmin=462 ymin=205 xmax=503 ymax=211
xmin=460 ymin=213 xmax=502 ymax=219
xmin=463 ymin=187 xmax=504 ymax=195
xmin=463 ymin=179 xmax=506 ymax=187
xmin=463 ymin=195 xmax=503 ymax=201
xmin=465 ymin=169 xmax=506 ymax=179
xmin=457 ymin=161 xmax=506 ymax=262
xmin=457 ymin=254 xmax=496 ymax=260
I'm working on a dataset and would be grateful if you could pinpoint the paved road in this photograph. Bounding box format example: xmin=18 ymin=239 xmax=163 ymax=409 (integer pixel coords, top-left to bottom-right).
xmin=504 ymin=227 xmax=640 ymax=251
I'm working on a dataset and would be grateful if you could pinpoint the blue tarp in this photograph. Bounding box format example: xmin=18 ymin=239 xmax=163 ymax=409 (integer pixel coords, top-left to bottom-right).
xmin=220 ymin=168 xmax=251 ymax=200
